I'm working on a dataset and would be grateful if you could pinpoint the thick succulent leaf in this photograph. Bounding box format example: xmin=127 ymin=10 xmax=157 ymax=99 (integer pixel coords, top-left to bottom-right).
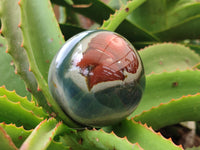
xmin=19 ymin=0 xmax=65 ymax=81
xmin=0 ymin=0 xmax=46 ymax=102
xmin=47 ymin=141 xmax=69 ymax=150
xmin=99 ymin=0 xmax=146 ymax=31
xmin=0 ymin=126 xmax=18 ymax=150
xmin=0 ymin=123 xmax=32 ymax=148
xmin=129 ymin=70 xmax=200 ymax=118
xmin=19 ymin=0 xmax=78 ymax=127
xmin=112 ymin=120 xmax=183 ymax=150
xmin=0 ymin=86 xmax=47 ymax=118
xmin=155 ymin=16 xmax=200 ymax=41
xmin=0 ymin=96 xmax=43 ymax=129
xmin=0 ymin=35 xmax=30 ymax=98
xmin=20 ymin=118 xmax=71 ymax=150
xmin=51 ymin=0 xmax=158 ymax=42
xmin=139 ymin=43 xmax=200 ymax=75
xmin=134 ymin=94 xmax=200 ymax=130
xmin=128 ymin=0 xmax=200 ymax=41
xmin=60 ymin=128 xmax=142 ymax=150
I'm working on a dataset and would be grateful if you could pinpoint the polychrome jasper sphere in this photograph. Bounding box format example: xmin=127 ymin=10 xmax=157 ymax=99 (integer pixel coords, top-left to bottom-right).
xmin=48 ymin=30 xmax=145 ymax=127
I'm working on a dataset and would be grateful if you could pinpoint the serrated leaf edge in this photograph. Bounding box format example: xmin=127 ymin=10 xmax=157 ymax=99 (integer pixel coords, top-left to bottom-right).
xmin=82 ymin=127 xmax=144 ymax=149
xmin=18 ymin=0 xmax=79 ymax=127
xmin=130 ymin=119 xmax=183 ymax=149
xmin=133 ymin=93 xmax=200 ymax=128
xmin=0 ymin=86 xmax=47 ymax=118
xmin=0 ymin=95 xmax=44 ymax=124
xmin=0 ymin=126 xmax=18 ymax=150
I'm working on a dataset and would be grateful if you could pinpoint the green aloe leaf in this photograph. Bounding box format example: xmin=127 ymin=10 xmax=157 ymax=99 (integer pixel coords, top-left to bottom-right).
xmin=60 ymin=128 xmax=142 ymax=150
xmin=134 ymin=94 xmax=200 ymax=130
xmin=0 ymin=0 xmax=46 ymax=102
xmin=0 ymin=35 xmax=30 ymax=98
xmin=99 ymin=0 xmax=146 ymax=31
xmin=0 ymin=126 xmax=18 ymax=150
xmin=20 ymin=118 xmax=71 ymax=150
xmin=112 ymin=120 xmax=183 ymax=150
xmin=0 ymin=86 xmax=47 ymax=118
xmin=0 ymin=123 xmax=32 ymax=148
xmin=129 ymin=70 xmax=200 ymax=118
xmin=47 ymin=141 xmax=69 ymax=150
xmin=128 ymin=0 xmax=200 ymax=41
xmin=19 ymin=0 xmax=78 ymax=127
xmin=19 ymin=0 xmax=65 ymax=82
xmin=0 ymin=95 xmax=43 ymax=129
xmin=139 ymin=43 xmax=200 ymax=75
xmin=51 ymin=0 xmax=158 ymax=42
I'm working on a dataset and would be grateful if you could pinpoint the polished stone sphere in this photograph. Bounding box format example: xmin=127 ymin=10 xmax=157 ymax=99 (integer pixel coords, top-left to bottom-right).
xmin=48 ymin=30 xmax=145 ymax=127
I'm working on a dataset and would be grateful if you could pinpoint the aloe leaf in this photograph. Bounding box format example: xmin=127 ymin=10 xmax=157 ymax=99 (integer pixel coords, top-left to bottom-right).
xmin=99 ymin=0 xmax=146 ymax=31
xmin=0 ymin=96 xmax=43 ymax=129
xmin=0 ymin=0 xmax=47 ymax=102
xmin=19 ymin=0 xmax=64 ymax=81
xmin=129 ymin=70 xmax=200 ymax=118
xmin=0 ymin=123 xmax=32 ymax=148
xmin=139 ymin=43 xmax=200 ymax=75
xmin=19 ymin=0 xmax=65 ymax=81
xmin=112 ymin=120 xmax=183 ymax=150
xmin=128 ymin=0 xmax=200 ymax=41
xmin=51 ymin=0 xmax=158 ymax=42
xmin=0 ymin=35 xmax=30 ymax=98
xmin=0 ymin=86 xmax=47 ymax=118
xmin=20 ymin=118 xmax=71 ymax=150
xmin=0 ymin=126 xmax=18 ymax=150
xmin=134 ymin=94 xmax=200 ymax=130
xmin=47 ymin=141 xmax=69 ymax=150
xmin=60 ymin=128 xmax=142 ymax=150
xmin=155 ymin=15 xmax=200 ymax=41
xmin=19 ymin=0 xmax=78 ymax=127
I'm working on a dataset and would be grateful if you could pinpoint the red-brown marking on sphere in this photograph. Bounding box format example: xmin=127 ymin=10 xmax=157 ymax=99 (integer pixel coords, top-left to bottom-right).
xmin=77 ymin=32 xmax=139 ymax=90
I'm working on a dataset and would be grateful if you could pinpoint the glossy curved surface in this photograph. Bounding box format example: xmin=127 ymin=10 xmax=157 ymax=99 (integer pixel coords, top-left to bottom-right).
xmin=48 ymin=30 xmax=145 ymax=127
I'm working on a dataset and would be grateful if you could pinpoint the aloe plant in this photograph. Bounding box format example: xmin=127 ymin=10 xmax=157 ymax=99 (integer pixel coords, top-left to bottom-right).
xmin=0 ymin=0 xmax=200 ymax=149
